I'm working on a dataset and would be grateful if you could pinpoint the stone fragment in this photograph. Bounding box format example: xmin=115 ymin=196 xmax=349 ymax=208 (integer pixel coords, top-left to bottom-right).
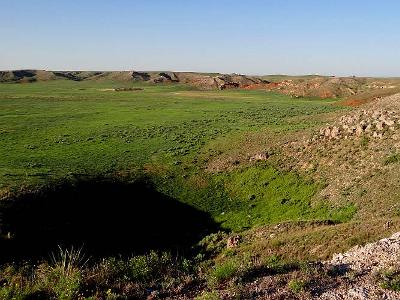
xmin=227 ymin=235 xmax=241 ymax=249
xmin=355 ymin=125 xmax=364 ymax=136
xmin=331 ymin=126 xmax=340 ymax=138
xmin=324 ymin=127 xmax=331 ymax=137
xmin=365 ymin=124 xmax=372 ymax=133
xmin=376 ymin=122 xmax=385 ymax=131
xmin=250 ymin=152 xmax=269 ymax=161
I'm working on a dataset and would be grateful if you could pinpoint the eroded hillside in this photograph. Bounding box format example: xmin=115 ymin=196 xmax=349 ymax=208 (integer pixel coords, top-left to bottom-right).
xmin=2 ymin=69 xmax=400 ymax=101
xmin=0 ymin=69 xmax=267 ymax=90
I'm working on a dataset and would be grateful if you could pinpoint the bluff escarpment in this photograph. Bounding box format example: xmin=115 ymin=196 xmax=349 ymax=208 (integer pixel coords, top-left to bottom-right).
xmin=0 ymin=69 xmax=268 ymax=90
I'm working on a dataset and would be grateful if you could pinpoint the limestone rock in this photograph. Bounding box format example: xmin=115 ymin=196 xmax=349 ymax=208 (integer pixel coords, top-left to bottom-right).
xmin=227 ymin=235 xmax=241 ymax=249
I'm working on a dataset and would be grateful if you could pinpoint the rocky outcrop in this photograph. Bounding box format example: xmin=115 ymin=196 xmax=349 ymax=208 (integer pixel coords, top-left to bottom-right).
xmin=264 ymin=77 xmax=368 ymax=99
xmin=213 ymin=74 xmax=267 ymax=90
xmin=317 ymin=232 xmax=400 ymax=299
xmin=173 ymin=72 xmax=267 ymax=90
xmin=226 ymin=235 xmax=241 ymax=249
xmin=131 ymin=71 xmax=151 ymax=81
xmin=328 ymin=232 xmax=400 ymax=272
xmin=309 ymin=109 xmax=400 ymax=142
xmin=153 ymin=72 xmax=179 ymax=83
xmin=256 ymin=76 xmax=400 ymax=99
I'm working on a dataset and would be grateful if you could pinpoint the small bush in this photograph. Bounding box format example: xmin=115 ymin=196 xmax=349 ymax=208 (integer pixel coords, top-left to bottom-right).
xmin=39 ymin=246 xmax=88 ymax=299
xmin=0 ymin=264 xmax=44 ymax=300
xmin=0 ymin=272 xmax=34 ymax=300
xmin=40 ymin=266 xmax=82 ymax=300
xmin=196 ymin=290 xmax=220 ymax=300
xmin=360 ymin=136 xmax=369 ymax=149
xmin=208 ymin=259 xmax=239 ymax=285
xmin=127 ymin=251 xmax=192 ymax=282
xmin=87 ymin=250 xmax=194 ymax=298
xmin=265 ymin=255 xmax=297 ymax=274
xmin=197 ymin=231 xmax=227 ymax=256
xmin=91 ymin=257 xmax=126 ymax=285
xmin=384 ymin=153 xmax=400 ymax=165
xmin=379 ymin=269 xmax=400 ymax=291
xmin=288 ymin=279 xmax=307 ymax=294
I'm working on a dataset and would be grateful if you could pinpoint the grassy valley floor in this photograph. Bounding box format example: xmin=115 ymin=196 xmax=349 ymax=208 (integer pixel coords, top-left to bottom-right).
xmin=1 ymin=81 xmax=399 ymax=299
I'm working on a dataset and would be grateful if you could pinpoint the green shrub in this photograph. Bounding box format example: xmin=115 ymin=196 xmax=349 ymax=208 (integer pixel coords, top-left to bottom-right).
xmin=43 ymin=266 xmax=81 ymax=300
xmin=379 ymin=269 xmax=400 ymax=291
xmin=288 ymin=279 xmax=307 ymax=293
xmin=0 ymin=283 xmax=32 ymax=300
xmin=0 ymin=264 xmax=43 ymax=300
xmin=196 ymin=290 xmax=220 ymax=300
xmin=35 ymin=247 xmax=88 ymax=299
xmin=208 ymin=259 xmax=239 ymax=285
xmin=384 ymin=153 xmax=400 ymax=165
xmin=360 ymin=136 xmax=369 ymax=149
xmin=197 ymin=231 xmax=227 ymax=256
xmin=0 ymin=263 xmax=81 ymax=300
xmin=129 ymin=253 xmax=156 ymax=281
xmin=92 ymin=257 xmax=126 ymax=285
xmin=127 ymin=251 xmax=191 ymax=282
xmin=88 ymin=251 xmax=194 ymax=298
xmin=265 ymin=255 xmax=297 ymax=274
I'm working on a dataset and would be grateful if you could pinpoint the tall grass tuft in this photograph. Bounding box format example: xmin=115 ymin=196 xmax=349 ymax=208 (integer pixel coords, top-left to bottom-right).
xmin=45 ymin=246 xmax=88 ymax=299
xmin=50 ymin=246 xmax=89 ymax=276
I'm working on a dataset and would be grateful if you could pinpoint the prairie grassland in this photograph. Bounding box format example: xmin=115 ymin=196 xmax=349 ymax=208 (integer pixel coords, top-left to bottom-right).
xmin=0 ymin=80 xmax=350 ymax=231
xmin=0 ymin=80 xmax=364 ymax=299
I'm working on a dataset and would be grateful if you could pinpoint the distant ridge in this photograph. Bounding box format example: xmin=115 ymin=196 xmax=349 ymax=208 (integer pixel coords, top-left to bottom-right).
xmin=2 ymin=70 xmax=400 ymax=99
xmin=0 ymin=70 xmax=268 ymax=90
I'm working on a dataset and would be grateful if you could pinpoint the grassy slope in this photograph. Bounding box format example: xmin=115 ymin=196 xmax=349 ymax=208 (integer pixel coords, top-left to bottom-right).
xmin=0 ymin=80 xmax=352 ymax=232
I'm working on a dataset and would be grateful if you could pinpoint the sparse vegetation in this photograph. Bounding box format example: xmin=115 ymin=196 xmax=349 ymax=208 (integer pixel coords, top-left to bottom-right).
xmin=0 ymin=250 xmax=196 ymax=299
xmin=208 ymin=259 xmax=240 ymax=285
xmin=378 ymin=269 xmax=400 ymax=291
xmin=360 ymin=136 xmax=370 ymax=149
xmin=195 ymin=291 xmax=220 ymax=300
xmin=384 ymin=153 xmax=400 ymax=165
xmin=288 ymin=278 xmax=307 ymax=293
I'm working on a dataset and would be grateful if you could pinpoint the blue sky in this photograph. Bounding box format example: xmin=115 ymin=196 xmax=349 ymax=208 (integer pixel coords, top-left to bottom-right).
xmin=1 ymin=0 xmax=400 ymax=76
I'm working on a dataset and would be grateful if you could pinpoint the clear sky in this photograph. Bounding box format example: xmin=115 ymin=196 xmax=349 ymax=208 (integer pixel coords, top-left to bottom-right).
xmin=1 ymin=0 xmax=400 ymax=76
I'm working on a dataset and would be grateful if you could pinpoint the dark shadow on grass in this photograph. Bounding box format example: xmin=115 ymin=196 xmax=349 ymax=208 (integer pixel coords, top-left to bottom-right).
xmin=0 ymin=177 xmax=220 ymax=262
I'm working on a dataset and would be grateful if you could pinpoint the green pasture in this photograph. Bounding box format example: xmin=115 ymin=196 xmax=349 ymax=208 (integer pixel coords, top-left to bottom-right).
xmin=0 ymin=80 xmax=353 ymax=230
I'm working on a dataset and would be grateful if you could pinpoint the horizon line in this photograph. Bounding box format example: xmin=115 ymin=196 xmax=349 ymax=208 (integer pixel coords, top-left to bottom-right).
xmin=1 ymin=69 xmax=400 ymax=79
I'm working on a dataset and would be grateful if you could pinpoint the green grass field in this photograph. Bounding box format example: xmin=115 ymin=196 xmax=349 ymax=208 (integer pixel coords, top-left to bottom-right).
xmin=0 ymin=80 xmax=353 ymax=231
xmin=0 ymin=79 xmax=367 ymax=299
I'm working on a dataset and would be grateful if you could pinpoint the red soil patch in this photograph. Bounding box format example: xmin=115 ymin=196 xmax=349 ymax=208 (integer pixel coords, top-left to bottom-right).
xmin=338 ymin=98 xmax=366 ymax=107
xmin=243 ymin=83 xmax=270 ymax=90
